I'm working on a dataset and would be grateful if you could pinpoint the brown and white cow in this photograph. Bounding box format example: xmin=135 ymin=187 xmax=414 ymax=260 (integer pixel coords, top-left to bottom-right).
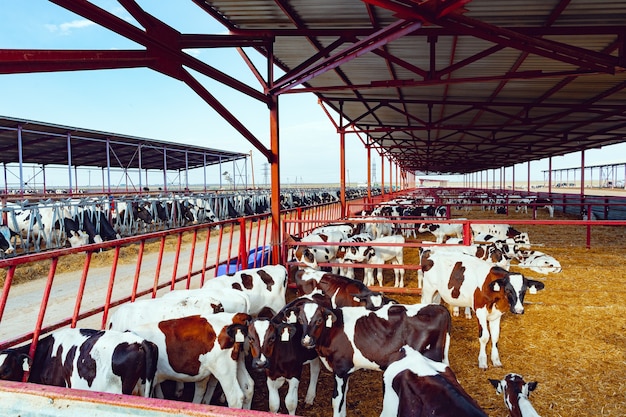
xmin=0 ymin=328 xmax=157 ymax=397
xmin=489 ymin=373 xmax=542 ymax=417
xmin=381 ymin=345 xmax=488 ymax=417
xmin=284 ymin=299 xmax=451 ymax=417
xmin=294 ymin=269 xmax=396 ymax=310
xmin=126 ymin=312 xmax=253 ymax=407
xmin=420 ymin=250 xmax=545 ymax=369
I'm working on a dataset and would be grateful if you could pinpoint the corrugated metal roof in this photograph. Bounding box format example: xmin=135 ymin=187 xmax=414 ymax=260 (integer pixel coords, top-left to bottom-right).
xmin=0 ymin=116 xmax=247 ymax=171
xmin=202 ymin=0 xmax=626 ymax=174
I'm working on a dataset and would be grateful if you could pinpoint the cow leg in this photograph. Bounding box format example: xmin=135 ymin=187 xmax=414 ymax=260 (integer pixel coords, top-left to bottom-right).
xmin=236 ymin=359 xmax=254 ymax=409
xmin=284 ymin=377 xmax=301 ymax=415
xmin=475 ymin=309 xmax=491 ymax=369
xmin=192 ymin=378 xmax=211 ymax=404
xmin=332 ymin=374 xmax=350 ymax=417
xmin=464 ymin=307 xmax=472 ymax=319
xmin=305 ymin=357 xmax=321 ymax=406
xmin=267 ymin=376 xmax=286 ymax=413
xmin=364 ymin=268 xmax=374 ymax=286
xmin=376 ymin=267 xmax=384 ymax=287
xmin=200 ymin=377 xmax=219 ymax=404
xmin=212 ymin=367 xmax=245 ymax=408
xmin=488 ymin=316 xmax=503 ymax=367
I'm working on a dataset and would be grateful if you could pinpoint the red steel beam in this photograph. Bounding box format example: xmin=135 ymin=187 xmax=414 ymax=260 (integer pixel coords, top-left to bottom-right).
xmin=271 ymin=19 xmax=423 ymax=95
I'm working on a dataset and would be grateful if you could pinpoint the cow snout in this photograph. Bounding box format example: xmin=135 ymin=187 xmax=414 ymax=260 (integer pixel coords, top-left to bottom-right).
xmin=511 ymin=304 xmax=525 ymax=314
xmin=301 ymin=334 xmax=316 ymax=349
xmin=251 ymin=356 xmax=268 ymax=369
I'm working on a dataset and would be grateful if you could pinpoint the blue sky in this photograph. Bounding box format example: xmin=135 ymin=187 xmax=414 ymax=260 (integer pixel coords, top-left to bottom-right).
xmin=1 ymin=1 xmax=625 ymax=189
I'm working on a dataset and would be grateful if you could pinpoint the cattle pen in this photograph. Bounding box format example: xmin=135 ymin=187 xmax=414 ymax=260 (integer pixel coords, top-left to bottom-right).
xmin=0 ymin=187 xmax=625 ymax=416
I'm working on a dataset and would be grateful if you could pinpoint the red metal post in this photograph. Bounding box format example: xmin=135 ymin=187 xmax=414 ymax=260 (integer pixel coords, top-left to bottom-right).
xmin=340 ymin=130 xmax=347 ymax=218
xmin=152 ymin=236 xmax=166 ymax=298
xmin=170 ymin=233 xmax=183 ymax=290
xmin=201 ymin=228 xmax=211 ymax=286
xmin=101 ymin=247 xmax=120 ymax=329
xmin=71 ymin=251 xmax=92 ymax=328
xmin=186 ymin=229 xmax=198 ymax=289
xmin=131 ymin=240 xmax=145 ymax=300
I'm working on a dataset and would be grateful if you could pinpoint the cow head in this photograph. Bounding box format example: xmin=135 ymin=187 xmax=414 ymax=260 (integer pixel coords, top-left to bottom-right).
xmin=351 ymin=291 xmax=397 ymax=310
xmin=0 ymin=349 xmax=31 ymax=382
xmin=489 ymin=273 xmax=545 ymax=314
xmin=283 ymin=300 xmax=335 ymax=349
xmin=247 ymin=318 xmax=271 ymax=369
xmin=489 ymin=373 xmax=539 ymax=415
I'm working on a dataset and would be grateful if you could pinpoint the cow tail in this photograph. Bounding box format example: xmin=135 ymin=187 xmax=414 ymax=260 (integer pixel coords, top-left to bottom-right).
xmin=142 ymin=340 xmax=159 ymax=398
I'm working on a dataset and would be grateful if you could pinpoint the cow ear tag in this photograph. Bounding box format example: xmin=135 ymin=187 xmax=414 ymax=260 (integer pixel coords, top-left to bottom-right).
xmin=281 ymin=327 xmax=290 ymax=342
xmin=325 ymin=316 xmax=333 ymax=328
xmin=492 ymin=282 xmax=500 ymax=291
xmin=529 ymin=285 xmax=537 ymax=294
xmin=235 ymin=329 xmax=244 ymax=343
xmin=352 ymin=296 xmax=360 ymax=302
xmin=22 ymin=358 xmax=30 ymax=372
xmin=287 ymin=311 xmax=297 ymax=324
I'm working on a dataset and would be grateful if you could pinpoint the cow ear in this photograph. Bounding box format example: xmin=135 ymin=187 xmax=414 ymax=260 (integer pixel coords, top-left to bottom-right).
xmin=20 ymin=354 xmax=31 ymax=372
xmin=527 ymin=381 xmax=538 ymax=392
xmin=364 ymin=247 xmax=375 ymax=258
xmin=526 ymin=279 xmax=545 ymax=292
xmin=488 ymin=379 xmax=503 ymax=393
xmin=324 ymin=310 xmax=337 ymax=328
xmin=277 ymin=323 xmax=296 ymax=342
xmin=489 ymin=279 xmax=506 ymax=292
xmin=227 ymin=324 xmax=248 ymax=343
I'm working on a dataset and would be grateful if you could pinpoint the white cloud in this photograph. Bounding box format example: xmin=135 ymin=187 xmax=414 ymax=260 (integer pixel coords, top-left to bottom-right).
xmin=46 ymin=19 xmax=95 ymax=34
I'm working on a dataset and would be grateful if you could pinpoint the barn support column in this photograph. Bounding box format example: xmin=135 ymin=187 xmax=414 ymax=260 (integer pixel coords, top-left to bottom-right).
xmin=185 ymin=150 xmax=189 ymax=191
xmin=3 ymin=163 xmax=7 ymax=194
xmin=203 ymin=153 xmax=207 ymax=193
xmin=381 ymin=153 xmax=385 ymax=198
xmin=74 ymin=166 xmax=78 ymax=194
xmin=269 ymin=94 xmax=281 ymax=264
xmin=42 ymin=166 xmax=46 ymax=194
xmin=162 ymin=148 xmax=168 ymax=192
xmin=389 ymin=155 xmax=393 ymax=196
xmin=366 ymin=144 xmax=372 ymax=203
xmin=138 ymin=144 xmax=143 ymax=193
xmin=219 ymin=157 xmax=223 ymax=189
xmin=548 ymin=157 xmax=552 ymax=193
xmin=580 ymin=150 xmax=586 ymax=196
xmin=527 ymin=161 xmax=531 ymax=192
xmin=512 ymin=165 xmax=516 ymax=191
xmin=106 ymin=138 xmax=112 ymax=194
xmin=339 ymin=129 xmax=347 ymax=218
xmin=66 ymin=132 xmax=73 ymax=194
xmin=17 ymin=125 xmax=26 ymax=194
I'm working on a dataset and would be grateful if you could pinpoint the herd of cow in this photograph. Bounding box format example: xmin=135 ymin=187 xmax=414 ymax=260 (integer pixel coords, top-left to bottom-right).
xmin=0 ymin=201 xmax=556 ymax=416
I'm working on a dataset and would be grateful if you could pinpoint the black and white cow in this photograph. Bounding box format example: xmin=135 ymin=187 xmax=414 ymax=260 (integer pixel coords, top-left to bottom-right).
xmin=284 ymin=299 xmax=451 ymax=417
xmin=0 ymin=328 xmax=158 ymax=397
xmin=381 ymin=345 xmax=488 ymax=417
xmin=489 ymin=373 xmax=541 ymax=417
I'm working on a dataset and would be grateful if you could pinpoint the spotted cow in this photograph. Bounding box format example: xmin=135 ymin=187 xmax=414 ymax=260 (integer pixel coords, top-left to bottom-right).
xmin=420 ymin=250 xmax=544 ymax=369
xmin=0 ymin=328 xmax=157 ymax=397
xmin=381 ymin=345 xmax=488 ymax=417
xmin=489 ymin=373 xmax=541 ymax=417
xmin=124 ymin=312 xmax=253 ymax=407
xmin=285 ymin=299 xmax=451 ymax=417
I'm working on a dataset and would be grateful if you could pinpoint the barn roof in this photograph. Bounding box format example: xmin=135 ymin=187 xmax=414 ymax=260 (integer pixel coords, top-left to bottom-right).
xmin=0 ymin=115 xmax=247 ymax=171
xmin=201 ymin=0 xmax=626 ymax=174
xmin=2 ymin=1 xmax=626 ymax=175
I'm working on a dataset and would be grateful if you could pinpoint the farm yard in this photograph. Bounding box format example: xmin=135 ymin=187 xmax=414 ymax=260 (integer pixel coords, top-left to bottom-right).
xmin=267 ymin=208 xmax=626 ymax=417
xmin=1 ymin=204 xmax=624 ymax=416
